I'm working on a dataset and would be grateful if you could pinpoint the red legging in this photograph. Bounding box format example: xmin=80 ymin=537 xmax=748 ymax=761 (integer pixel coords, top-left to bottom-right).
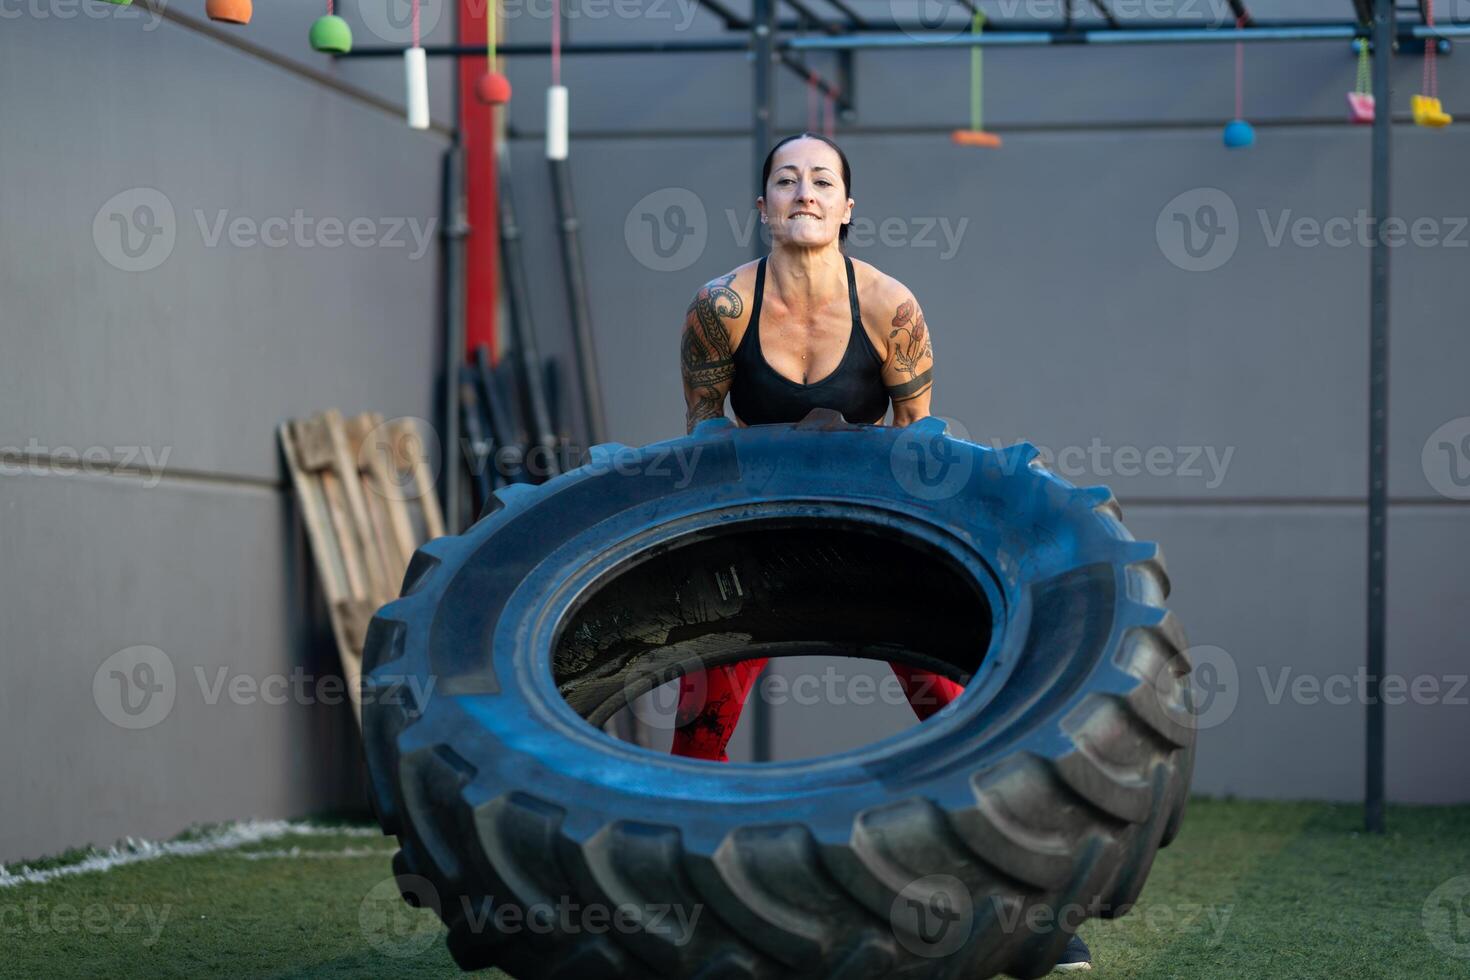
xmin=670 ymin=660 xmax=965 ymax=762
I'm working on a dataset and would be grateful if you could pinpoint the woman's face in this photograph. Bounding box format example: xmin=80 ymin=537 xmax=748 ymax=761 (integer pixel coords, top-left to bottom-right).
xmin=759 ymin=139 xmax=852 ymax=249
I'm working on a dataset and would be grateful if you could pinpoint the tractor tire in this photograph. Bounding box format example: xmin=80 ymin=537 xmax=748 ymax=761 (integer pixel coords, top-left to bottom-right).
xmin=360 ymin=409 xmax=1197 ymax=979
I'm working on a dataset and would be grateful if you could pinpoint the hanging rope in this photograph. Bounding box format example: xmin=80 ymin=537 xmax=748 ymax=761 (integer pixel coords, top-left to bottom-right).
xmin=411 ymin=0 xmax=420 ymax=47
xmin=1423 ymin=0 xmax=1437 ymax=99
xmin=1356 ymin=34 xmax=1371 ymax=96
xmin=823 ymin=88 xmax=835 ymax=137
xmin=551 ymin=0 xmax=562 ymax=87
xmin=1234 ymin=14 xmax=1245 ymax=120
xmin=486 ymin=0 xmax=496 ymax=66
xmin=971 ymin=10 xmax=985 ymax=133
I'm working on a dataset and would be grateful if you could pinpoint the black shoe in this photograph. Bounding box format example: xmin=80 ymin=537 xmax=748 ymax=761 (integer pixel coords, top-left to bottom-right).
xmin=1052 ymin=933 xmax=1092 ymax=972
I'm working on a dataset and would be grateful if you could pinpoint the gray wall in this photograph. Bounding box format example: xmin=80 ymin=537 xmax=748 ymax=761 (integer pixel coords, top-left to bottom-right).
xmin=3 ymin=0 xmax=1467 ymax=864
xmin=1 ymin=5 xmax=446 ymax=863
xmin=500 ymin=0 xmax=1470 ymax=802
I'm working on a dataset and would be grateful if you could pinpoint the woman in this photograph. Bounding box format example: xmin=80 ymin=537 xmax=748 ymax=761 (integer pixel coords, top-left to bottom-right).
xmin=674 ymin=133 xmax=1094 ymax=975
xmin=673 ymin=132 xmax=963 ymax=761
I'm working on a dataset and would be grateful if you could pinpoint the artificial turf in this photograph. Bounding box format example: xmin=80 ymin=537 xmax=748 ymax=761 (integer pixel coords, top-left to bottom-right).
xmin=3 ymin=798 xmax=1468 ymax=978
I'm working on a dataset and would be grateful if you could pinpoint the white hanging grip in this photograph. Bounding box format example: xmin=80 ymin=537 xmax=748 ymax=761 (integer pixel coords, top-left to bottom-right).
xmin=405 ymin=46 xmax=430 ymax=130
xmin=546 ymin=85 xmax=568 ymax=160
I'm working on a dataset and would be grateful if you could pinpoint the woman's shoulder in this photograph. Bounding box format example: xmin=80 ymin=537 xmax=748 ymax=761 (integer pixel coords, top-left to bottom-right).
xmin=848 ymin=256 xmax=912 ymax=311
xmin=686 ymin=260 xmax=760 ymax=345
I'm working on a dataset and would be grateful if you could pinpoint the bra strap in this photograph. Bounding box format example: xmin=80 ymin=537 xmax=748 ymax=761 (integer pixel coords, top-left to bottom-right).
xmin=844 ymin=255 xmax=861 ymax=331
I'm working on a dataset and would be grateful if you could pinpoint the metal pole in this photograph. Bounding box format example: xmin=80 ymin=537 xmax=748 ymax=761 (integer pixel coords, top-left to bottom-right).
xmin=440 ymin=145 xmax=468 ymax=532
xmin=1364 ymin=0 xmax=1392 ymax=836
xmin=750 ymin=0 xmax=776 ymax=765
xmin=786 ymin=23 xmax=1470 ymax=49
xmin=494 ymin=142 xmax=561 ymax=482
xmin=336 ymin=23 xmax=1469 ymax=58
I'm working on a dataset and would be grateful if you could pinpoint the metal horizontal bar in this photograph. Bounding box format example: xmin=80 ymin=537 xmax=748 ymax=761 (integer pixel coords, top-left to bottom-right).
xmin=337 ymin=39 xmax=750 ymax=58
xmin=786 ymin=23 xmax=1470 ymax=50
xmin=336 ymin=23 xmax=1470 ymax=59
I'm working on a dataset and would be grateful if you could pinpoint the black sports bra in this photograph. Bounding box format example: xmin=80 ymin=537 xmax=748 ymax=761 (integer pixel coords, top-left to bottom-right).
xmin=728 ymin=255 xmax=889 ymax=426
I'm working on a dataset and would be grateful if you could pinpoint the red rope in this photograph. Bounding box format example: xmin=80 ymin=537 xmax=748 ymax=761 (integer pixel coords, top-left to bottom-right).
xmin=412 ymin=0 xmax=420 ymax=46
xmin=807 ymin=72 xmax=818 ymax=132
xmin=823 ymin=90 xmax=834 ymax=137
xmin=552 ymin=0 xmax=562 ymax=86
xmin=326 ymin=0 xmax=332 ymax=14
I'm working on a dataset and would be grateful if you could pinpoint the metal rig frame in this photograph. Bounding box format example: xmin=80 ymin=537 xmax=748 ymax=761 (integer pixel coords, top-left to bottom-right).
xmin=341 ymin=0 xmax=1468 ymax=832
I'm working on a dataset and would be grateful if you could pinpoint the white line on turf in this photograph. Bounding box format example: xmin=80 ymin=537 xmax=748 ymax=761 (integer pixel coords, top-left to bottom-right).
xmin=0 ymin=820 xmax=384 ymax=888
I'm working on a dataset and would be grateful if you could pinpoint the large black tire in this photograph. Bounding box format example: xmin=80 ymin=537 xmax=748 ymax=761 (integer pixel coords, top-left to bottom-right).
xmin=361 ymin=410 xmax=1197 ymax=979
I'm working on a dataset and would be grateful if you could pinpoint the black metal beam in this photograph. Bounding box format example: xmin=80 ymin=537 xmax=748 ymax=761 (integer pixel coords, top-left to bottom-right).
xmin=750 ymin=0 xmax=776 ymax=765
xmin=1087 ymin=0 xmax=1120 ymax=29
xmin=1225 ymin=0 xmax=1254 ymax=27
xmin=1365 ymin=0 xmax=1392 ymax=838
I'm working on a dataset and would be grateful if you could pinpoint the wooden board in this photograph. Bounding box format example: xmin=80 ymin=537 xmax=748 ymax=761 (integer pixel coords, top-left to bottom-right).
xmin=280 ymin=410 xmax=446 ymax=725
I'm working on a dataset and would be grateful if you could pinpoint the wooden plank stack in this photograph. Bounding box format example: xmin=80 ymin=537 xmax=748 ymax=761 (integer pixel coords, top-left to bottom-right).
xmin=279 ymin=410 xmax=445 ymax=724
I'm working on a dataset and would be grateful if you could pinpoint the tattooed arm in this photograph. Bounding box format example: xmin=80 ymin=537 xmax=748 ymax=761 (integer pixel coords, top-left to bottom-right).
xmin=680 ymin=272 xmax=742 ymax=434
xmin=881 ymin=282 xmax=935 ymax=426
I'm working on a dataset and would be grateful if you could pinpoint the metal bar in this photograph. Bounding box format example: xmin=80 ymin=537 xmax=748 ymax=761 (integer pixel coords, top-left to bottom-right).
xmin=494 ymin=143 xmax=561 ymax=482
xmin=337 ymin=23 xmax=1469 ymax=58
xmin=1365 ymin=0 xmax=1392 ymax=838
xmin=439 ymin=145 xmax=468 ymax=531
xmin=338 ymin=39 xmax=751 ymax=57
xmin=1086 ymin=0 xmax=1120 ymax=29
xmin=786 ymin=23 xmax=1470 ymax=49
xmin=1225 ymin=0 xmax=1254 ymax=27
xmin=750 ymin=0 xmax=775 ymax=766
xmin=780 ymin=52 xmax=846 ymax=106
xmin=548 ymin=157 xmax=610 ymax=447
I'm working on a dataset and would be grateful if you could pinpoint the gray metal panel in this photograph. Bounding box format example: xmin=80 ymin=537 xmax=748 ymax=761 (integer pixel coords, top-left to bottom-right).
xmin=0 ymin=13 xmax=444 ymax=483
xmin=0 ymin=470 xmax=361 ymax=864
xmin=1120 ymin=505 xmax=1368 ymax=801
xmin=1384 ymin=506 xmax=1470 ymax=805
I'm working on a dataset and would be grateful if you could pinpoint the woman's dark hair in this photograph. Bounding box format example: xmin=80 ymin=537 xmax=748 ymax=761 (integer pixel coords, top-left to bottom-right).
xmin=761 ymin=132 xmax=852 ymax=244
